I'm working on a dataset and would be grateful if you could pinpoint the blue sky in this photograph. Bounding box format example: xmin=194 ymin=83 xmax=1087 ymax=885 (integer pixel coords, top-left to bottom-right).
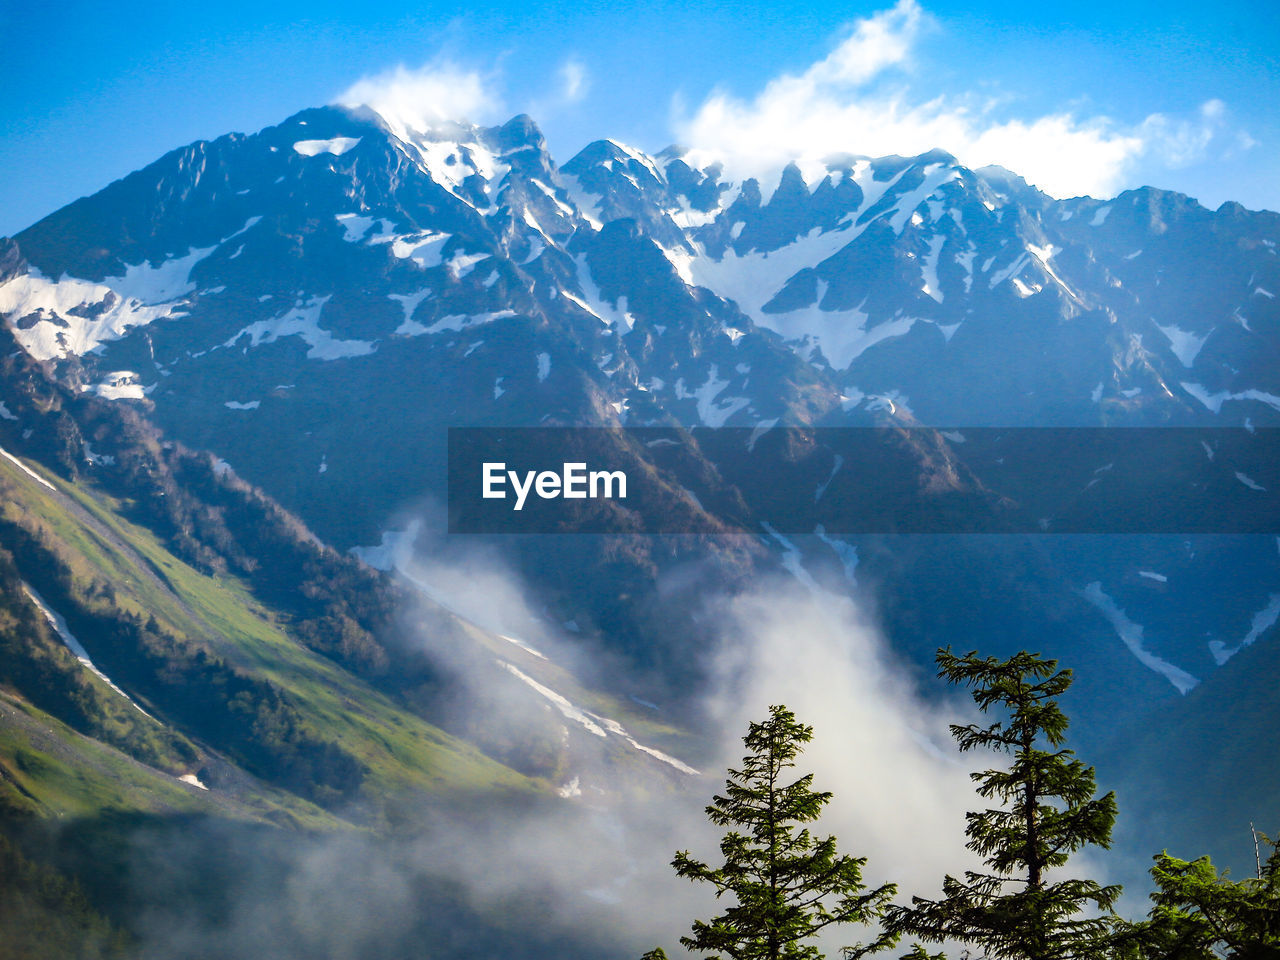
xmin=1 ymin=0 xmax=1276 ymax=236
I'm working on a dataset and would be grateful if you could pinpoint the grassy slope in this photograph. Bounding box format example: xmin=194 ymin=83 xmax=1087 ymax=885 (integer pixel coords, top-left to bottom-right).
xmin=0 ymin=447 xmax=540 ymax=820
xmin=0 ymin=692 xmax=338 ymax=828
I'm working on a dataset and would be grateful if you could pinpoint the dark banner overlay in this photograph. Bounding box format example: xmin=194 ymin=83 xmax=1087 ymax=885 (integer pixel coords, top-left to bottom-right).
xmin=448 ymin=427 xmax=1280 ymax=535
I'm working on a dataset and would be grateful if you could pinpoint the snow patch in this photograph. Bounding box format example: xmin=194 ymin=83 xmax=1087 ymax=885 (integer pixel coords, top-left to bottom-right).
xmin=497 ymin=634 xmax=548 ymax=661
xmin=763 ymin=294 xmax=917 ymax=369
xmin=0 ymin=252 xmax=211 ymax=360
xmin=86 ymin=371 xmax=150 ymax=400
xmin=447 ymin=251 xmax=490 ymax=279
xmin=336 ymin=213 xmax=379 ymax=241
xmin=521 ymin=237 xmax=544 ymax=265
xmin=0 ymin=446 xmax=56 ymax=490
xmin=1155 ymin=323 xmax=1209 ymax=368
xmin=884 ymin=164 xmax=959 ymax=234
xmin=866 ymin=390 xmax=911 ymax=416
xmin=675 ymin=365 xmax=749 ymax=426
xmin=529 ymin=178 xmax=575 ymax=217
xmin=388 ymin=289 xmax=433 ymax=331
xmin=1180 ymin=383 xmax=1280 ymax=415
xmin=989 ymin=252 xmax=1031 ymax=290
xmin=382 ymin=232 xmax=451 ymax=270
xmin=23 ymin=582 xmax=154 ymax=716
xmin=761 ymin=522 xmax=822 ymax=594
xmin=1235 ymin=472 xmax=1266 ymax=492
xmin=920 ymin=234 xmax=945 ymax=302
xmin=572 ymin=256 xmax=635 ymax=330
xmin=685 ymin=221 xmax=864 ymax=337
xmin=1209 ymin=594 xmax=1280 ymax=665
xmin=622 ymin=734 xmax=700 ymax=776
xmin=1081 ymin=582 xmax=1198 ymax=694
xmin=955 ymin=244 xmax=976 ymax=294
xmin=292 ymin=137 xmax=361 ymax=157
xmin=747 ymin=419 xmax=779 ymax=452
xmin=106 ymin=246 xmax=217 ymax=304
xmin=814 ymin=454 xmax=844 ymax=502
xmin=1026 ymin=243 xmax=1080 ymax=302
xmin=401 ymin=310 xmax=516 ymax=337
xmin=559 ymin=173 xmax=604 ymax=228
xmin=499 ymin=662 xmax=607 ymax=737
xmin=82 ymin=443 xmax=114 ymax=467
xmin=405 ymin=137 xmax=508 ymax=213
xmin=814 ymin=526 xmax=859 ymax=585
xmin=224 ymin=296 xmax=376 ymax=360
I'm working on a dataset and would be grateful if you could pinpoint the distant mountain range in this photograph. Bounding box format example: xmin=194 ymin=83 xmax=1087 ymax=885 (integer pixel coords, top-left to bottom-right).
xmin=1 ymin=103 xmax=1277 ymax=947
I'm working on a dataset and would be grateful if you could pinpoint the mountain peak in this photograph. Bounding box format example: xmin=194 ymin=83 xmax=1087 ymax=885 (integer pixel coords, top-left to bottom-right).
xmin=915 ymin=146 xmax=959 ymax=166
xmin=496 ymin=114 xmax=546 ymax=152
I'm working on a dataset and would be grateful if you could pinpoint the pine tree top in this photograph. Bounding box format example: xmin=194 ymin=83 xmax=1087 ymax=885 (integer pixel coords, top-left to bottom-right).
xmin=669 ymin=704 xmax=896 ymax=960
xmin=887 ymin=649 xmax=1122 ymax=960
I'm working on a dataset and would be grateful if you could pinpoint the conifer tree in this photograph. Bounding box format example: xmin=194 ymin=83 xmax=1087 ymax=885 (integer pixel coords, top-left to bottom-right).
xmin=1123 ymin=831 xmax=1280 ymax=959
xmin=886 ymin=649 xmax=1121 ymax=960
xmin=664 ymin=704 xmax=896 ymax=960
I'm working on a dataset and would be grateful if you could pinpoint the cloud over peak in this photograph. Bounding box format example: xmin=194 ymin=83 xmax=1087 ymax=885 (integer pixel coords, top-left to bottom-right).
xmin=674 ymin=0 xmax=1247 ymax=201
xmin=336 ymin=60 xmax=502 ymax=137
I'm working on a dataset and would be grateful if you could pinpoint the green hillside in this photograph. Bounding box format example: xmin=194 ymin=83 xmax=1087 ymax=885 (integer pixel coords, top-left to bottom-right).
xmin=0 ymin=442 xmax=540 ymax=816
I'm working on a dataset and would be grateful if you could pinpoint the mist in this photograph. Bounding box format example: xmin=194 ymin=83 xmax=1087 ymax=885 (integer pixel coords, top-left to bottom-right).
xmin=702 ymin=575 xmax=982 ymax=898
xmin=110 ymin=522 xmax=1046 ymax=959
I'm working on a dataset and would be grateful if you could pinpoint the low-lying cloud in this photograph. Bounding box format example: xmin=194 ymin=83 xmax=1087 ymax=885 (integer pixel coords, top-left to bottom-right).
xmin=375 ymin=518 xmax=989 ymax=954
xmin=122 ymin=515 xmax=1052 ymax=958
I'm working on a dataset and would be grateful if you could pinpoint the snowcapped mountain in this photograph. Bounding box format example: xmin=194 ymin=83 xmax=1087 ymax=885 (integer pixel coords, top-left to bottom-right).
xmin=6 ymin=105 xmax=1278 ymax=439
xmin=3 ymin=103 xmax=1280 ymax=864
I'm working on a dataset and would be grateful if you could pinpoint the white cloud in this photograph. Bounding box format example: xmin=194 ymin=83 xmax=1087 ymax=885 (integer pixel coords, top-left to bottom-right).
xmin=674 ymin=0 xmax=1245 ymax=200
xmin=1138 ymin=98 xmax=1229 ymax=169
xmin=336 ymin=60 xmax=502 ymax=136
xmin=704 ymin=577 xmax=983 ymax=904
xmin=559 ymin=58 xmax=589 ymax=103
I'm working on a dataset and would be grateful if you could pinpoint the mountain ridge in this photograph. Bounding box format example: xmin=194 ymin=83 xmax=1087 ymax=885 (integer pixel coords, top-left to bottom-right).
xmin=2 ymin=100 xmax=1278 ymax=886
